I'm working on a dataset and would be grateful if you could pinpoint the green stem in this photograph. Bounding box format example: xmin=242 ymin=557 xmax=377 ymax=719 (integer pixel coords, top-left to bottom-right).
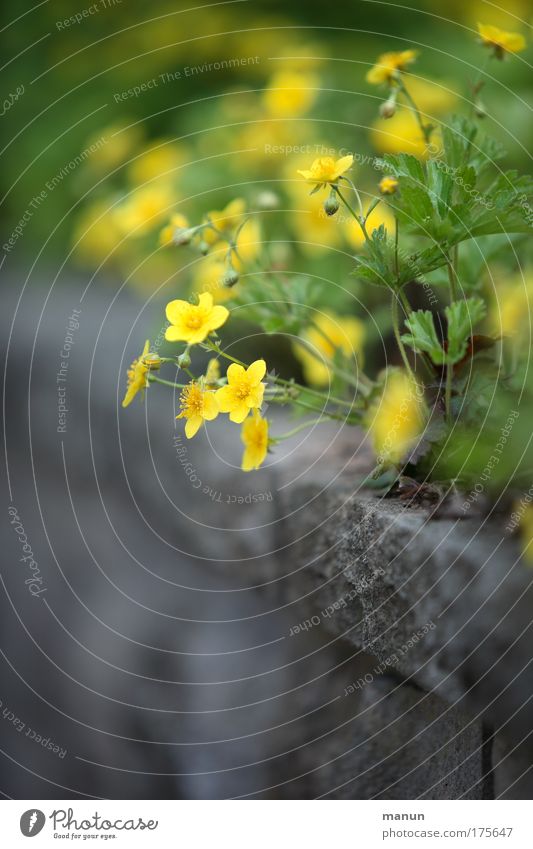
xmin=148 ymin=374 xmax=188 ymax=390
xmin=445 ymin=360 xmax=453 ymax=425
xmin=397 ymin=79 xmax=431 ymax=143
xmin=334 ymin=185 xmax=369 ymax=242
xmin=274 ymin=417 xmax=329 ymax=440
xmin=391 ymin=292 xmax=415 ymax=381
xmin=204 ymin=341 xmax=360 ymax=409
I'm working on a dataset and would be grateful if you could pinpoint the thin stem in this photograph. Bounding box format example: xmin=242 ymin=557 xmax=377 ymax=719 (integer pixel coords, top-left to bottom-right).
xmin=391 ymin=292 xmax=416 ymax=382
xmin=339 ymin=175 xmax=365 ymax=218
xmin=397 ymin=79 xmax=431 ymax=143
xmin=204 ymin=340 xmax=360 ymax=409
xmin=447 ymin=257 xmax=458 ymax=302
xmin=274 ymin=417 xmax=328 ymax=440
xmin=148 ymin=375 xmax=188 ymax=390
xmin=444 ymin=362 xmax=453 ymax=422
xmin=334 ymin=185 xmax=369 ymax=243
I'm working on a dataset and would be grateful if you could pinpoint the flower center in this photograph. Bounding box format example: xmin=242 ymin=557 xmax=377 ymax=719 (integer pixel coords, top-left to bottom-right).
xmin=181 ymin=384 xmax=203 ymax=415
xmin=234 ymin=381 xmax=250 ymax=400
xmin=185 ymin=310 xmax=203 ymax=330
xmin=311 ymin=157 xmax=336 ymax=180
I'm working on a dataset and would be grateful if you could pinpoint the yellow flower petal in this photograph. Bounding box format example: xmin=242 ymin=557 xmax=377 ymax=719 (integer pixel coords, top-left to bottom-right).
xmin=246 ymin=359 xmax=266 ymax=383
xmin=202 ymin=392 xmax=219 ymax=421
xmin=215 ymin=384 xmax=236 ymax=412
xmin=185 ymin=415 xmax=203 ymax=439
xmin=229 ymin=403 xmax=251 ymax=424
xmin=226 ymin=362 xmax=246 ymax=384
xmin=166 ymin=299 xmax=188 ymax=325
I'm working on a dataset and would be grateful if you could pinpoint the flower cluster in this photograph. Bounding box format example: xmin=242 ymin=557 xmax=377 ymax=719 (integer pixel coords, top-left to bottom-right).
xmin=121 ymin=22 xmax=533 ymax=555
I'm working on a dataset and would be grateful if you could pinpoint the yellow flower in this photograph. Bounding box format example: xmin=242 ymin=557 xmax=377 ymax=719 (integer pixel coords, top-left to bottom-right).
xmin=477 ymin=23 xmax=526 ymax=56
xmin=241 ymin=413 xmax=269 ymax=471
xmin=122 ymin=340 xmax=153 ymax=408
xmin=294 ymin=313 xmax=366 ymax=387
xmin=176 ymin=381 xmax=219 ymax=439
xmin=72 ymin=201 xmax=122 ymax=265
xmin=297 ymin=154 xmax=354 ymax=187
xmin=205 ymin=358 xmax=221 ymax=386
xmin=114 ymin=185 xmax=173 ymax=237
xmin=192 ymin=246 xmax=232 ymax=303
xmin=128 ymin=141 xmax=185 ymax=185
xmin=366 ymin=50 xmax=418 ymax=85
xmin=159 ymin=213 xmax=190 ymax=247
xmin=370 ymin=110 xmax=435 ymax=158
xmin=203 ymin=198 xmax=246 ymax=246
xmin=84 ymin=123 xmax=142 ymax=173
xmin=233 ymin=216 xmax=261 ymax=264
xmin=262 ymin=71 xmax=318 ymax=117
xmin=489 ymin=275 xmax=533 ymax=336
xmin=215 ymin=359 xmax=267 ymax=423
xmin=366 ymin=370 xmax=427 ymax=465
xmin=379 ymin=176 xmax=399 ymax=195
xmin=165 ymin=292 xmax=229 ymax=345
xmin=343 ymin=202 xmax=395 ymax=249
xmin=285 ymin=179 xmax=341 ymax=254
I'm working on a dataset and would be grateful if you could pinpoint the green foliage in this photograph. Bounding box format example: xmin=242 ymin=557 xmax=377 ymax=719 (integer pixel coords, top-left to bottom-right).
xmin=401 ymin=297 xmax=486 ymax=365
xmin=401 ymin=310 xmax=445 ymax=364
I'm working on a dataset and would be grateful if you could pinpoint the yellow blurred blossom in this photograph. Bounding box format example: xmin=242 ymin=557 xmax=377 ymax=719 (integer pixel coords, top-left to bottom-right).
xmin=297 ymin=154 xmax=354 ymax=188
xmin=263 ymin=71 xmax=318 ymax=117
xmin=122 ymin=340 xmax=156 ymax=408
xmin=114 ymin=185 xmax=173 ymax=237
xmin=366 ymin=370 xmax=427 ymax=465
xmin=159 ymin=213 xmax=190 ymax=247
xmin=234 ymin=216 xmax=261 ymax=264
xmin=203 ymin=198 xmax=246 ymax=246
xmin=192 ymin=246 xmax=232 ymax=303
xmin=128 ymin=141 xmax=186 ymax=185
xmin=403 ymin=77 xmax=458 ymax=114
xmin=84 ymin=122 xmax=142 ymax=173
xmin=72 ymin=201 xmax=123 ymax=265
xmin=215 ymin=360 xmax=266 ymax=423
xmin=489 ymin=276 xmax=533 ymax=336
xmin=343 ymin=202 xmax=395 ymax=250
xmin=379 ymin=176 xmax=399 ymax=195
xmin=165 ymin=292 xmax=229 ymax=344
xmin=370 ymin=109 xmax=435 ymax=158
xmin=287 ymin=182 xmax=341 ymax=254
xmin=241 ymin=413 xmax=269 ymax=471
xmin=205 ymin=359 xmax=221 ymax=385
xmin=477 ymin=23 xmax=526 ymax=56
xmin=294 ymin=313 xmax=366 ymax=387
xmin=366 ymin=50 xmax=418 ymax=85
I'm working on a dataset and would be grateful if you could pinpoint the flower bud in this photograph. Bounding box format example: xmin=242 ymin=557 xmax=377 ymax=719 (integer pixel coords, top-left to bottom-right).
xmin=178 ymin=350 xmax=191 ymax=368
xmin=222 ymin=268 xmax=240 ymax=288
xmin=141 ymin=353 xmax=162 ymax=371
xmin=198 ymin=240 xmax=210 ymax=255
xmin=379 ymin=94 xmax=397 ymax=119
xmin=255 ymin=190 xmax=280 ymax=210
xmin=323 ymin=194 xmax=340 ymax=216
xmin=173 ymin=227 xmax=194 ymax=246
xmin=379 ymin=176 xmax=399 ymax=195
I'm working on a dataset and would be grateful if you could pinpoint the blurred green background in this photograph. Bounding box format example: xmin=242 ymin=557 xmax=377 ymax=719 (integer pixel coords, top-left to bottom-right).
xmin=2 ymin=0 xmax=531 ymax=289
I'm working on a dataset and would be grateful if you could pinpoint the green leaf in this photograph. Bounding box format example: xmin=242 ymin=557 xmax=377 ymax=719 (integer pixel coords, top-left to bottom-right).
xmin=401 ymin=310 xmax=445 ymax=364
xmin=445 ymin=297 xmax=486 ymax=364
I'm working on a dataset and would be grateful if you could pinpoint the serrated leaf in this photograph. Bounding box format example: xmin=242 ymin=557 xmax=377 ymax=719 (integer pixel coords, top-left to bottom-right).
xmin=445 ymin=297 xmax=486 ymax=364
xmin=402 ymin=310 xmax=445 ymax=364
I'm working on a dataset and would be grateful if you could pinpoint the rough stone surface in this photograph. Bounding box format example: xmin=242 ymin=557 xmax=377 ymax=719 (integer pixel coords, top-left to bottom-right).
xmin=2 ymin=281 xmax=530 ymax=799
